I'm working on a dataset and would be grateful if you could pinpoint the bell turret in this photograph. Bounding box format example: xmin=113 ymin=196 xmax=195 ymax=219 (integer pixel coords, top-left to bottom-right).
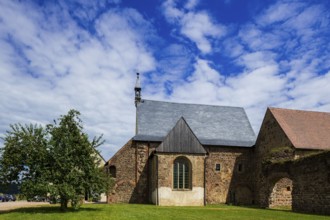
xmin=134 ymin=73 xmax=141 ymax=107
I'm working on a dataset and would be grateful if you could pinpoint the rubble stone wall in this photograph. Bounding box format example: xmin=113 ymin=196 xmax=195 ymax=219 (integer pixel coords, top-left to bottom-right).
xmin=156 ymin=153 xmax=205 ymax=206
xmin=106 ymin=140 xmax=157 ymax=203
xmin=292 ymin=152 xmax=330 ymax=215
xmin=205 ymin=146 xmax=255 ymax=205
xmin=106 ymin=140 xmax=136 ymax=203
xmin=269 ymin=177 xmax=293 ymax=208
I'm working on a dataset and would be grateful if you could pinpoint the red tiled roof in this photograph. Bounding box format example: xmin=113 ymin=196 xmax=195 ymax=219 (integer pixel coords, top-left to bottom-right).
xmin=269 ymin=107 xmax=330 ymax=150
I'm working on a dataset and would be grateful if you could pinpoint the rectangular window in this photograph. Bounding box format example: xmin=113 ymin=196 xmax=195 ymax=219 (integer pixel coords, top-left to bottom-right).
xmin=238 ymin=163 xmax=243 ymax=172
xmin=215 ymin=163 xmax=221 ymax=171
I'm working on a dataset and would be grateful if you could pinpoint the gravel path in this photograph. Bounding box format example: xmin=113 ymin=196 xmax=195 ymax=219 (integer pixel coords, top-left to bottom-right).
xmin=0 ymin=201 xmax=49 ymax=211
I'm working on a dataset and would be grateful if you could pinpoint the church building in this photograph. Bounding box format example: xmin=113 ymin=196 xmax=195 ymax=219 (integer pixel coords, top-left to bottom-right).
xmin=106 ymin=73 xmax=256 ymax=205
xmin=105 ymin=74 xmax=330 ymax=214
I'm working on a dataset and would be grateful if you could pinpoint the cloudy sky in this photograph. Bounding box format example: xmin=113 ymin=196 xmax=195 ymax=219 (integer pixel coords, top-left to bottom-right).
xmin=1 ymin=0 xmax=330 ymax=160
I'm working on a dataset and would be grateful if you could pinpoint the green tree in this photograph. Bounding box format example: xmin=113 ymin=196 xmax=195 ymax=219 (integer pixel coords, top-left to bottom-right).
xmin=0 ymin=110 xmax=106 ymax=211
xmin=0 ymin=124 xmax=50 ymax=198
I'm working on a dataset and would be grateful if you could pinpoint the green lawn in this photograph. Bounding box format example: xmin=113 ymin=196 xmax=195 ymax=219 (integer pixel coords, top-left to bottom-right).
xmin=0 ymin=204 xmax=329 ymax=220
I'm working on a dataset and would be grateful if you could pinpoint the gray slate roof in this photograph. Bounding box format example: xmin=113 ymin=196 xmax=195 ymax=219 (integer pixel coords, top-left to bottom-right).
xmin=133 ymin=100 xmax=256 ymax=147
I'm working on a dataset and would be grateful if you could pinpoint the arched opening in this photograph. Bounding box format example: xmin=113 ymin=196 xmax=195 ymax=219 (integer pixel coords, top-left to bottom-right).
xmin=269 ymin=177 xmax=293 ymax=209
xmin=173 ymin=157 xmax=192 ymax=190
xmin=109 ymin=165 xmax=116 ymax=178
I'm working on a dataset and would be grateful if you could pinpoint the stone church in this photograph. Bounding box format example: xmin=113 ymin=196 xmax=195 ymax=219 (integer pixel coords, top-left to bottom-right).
xmin=105 ymin=74 xmax=330 ymax=215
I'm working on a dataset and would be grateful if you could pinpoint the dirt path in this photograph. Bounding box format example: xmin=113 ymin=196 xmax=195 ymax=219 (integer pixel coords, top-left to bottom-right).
xmin=0 ymin=201 xmax=49 ymax=211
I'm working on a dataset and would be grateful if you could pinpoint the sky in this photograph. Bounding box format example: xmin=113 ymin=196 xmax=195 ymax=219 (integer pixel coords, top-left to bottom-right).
xmin=1 ymin=0 xmax=330 ymax=160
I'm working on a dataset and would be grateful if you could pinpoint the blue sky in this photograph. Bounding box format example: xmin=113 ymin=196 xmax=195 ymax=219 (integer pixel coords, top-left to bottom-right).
xmin=1 ymin=0 xmax=330 ymax=160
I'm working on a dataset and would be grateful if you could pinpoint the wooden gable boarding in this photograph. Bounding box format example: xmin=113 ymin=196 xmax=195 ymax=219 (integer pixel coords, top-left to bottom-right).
xmin=157 ymin=117 xmax=206 ymax=154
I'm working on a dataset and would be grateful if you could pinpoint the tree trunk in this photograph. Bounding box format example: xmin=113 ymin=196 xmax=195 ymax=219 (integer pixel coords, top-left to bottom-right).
xmin=60 ymin=197 xmax=68 ymax=211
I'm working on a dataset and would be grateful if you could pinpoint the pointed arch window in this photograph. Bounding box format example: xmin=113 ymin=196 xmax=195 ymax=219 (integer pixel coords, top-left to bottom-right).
xmin=173 ymin=157 xmax=191 ymax=190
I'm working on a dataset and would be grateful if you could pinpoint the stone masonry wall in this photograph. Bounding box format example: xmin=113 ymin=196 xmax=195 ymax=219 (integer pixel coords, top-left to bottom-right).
xmin=261 ymin=151 xmax=330 ymax=215
xmin=269 ymin=177 xmax=293 ymax=208
xmin=157 ymin=154 xmax=205 ymax=188
xmin=106 ymin=140 xmax=158 ymax=203
xmin=255 ymin=109 xmax=326 ymax=208
xmin=156 ymin=153 xmax=205 ymax=206
xmin=133 ymin=141 xmax=157 ymax=203
xmin=291 ymin=151 xmax=330 ymax=215
xmin=255 ymin=109 xmax=295 ymax=207
xmin=107 ymin=140 xmax=136 ymax=203
xmin=205 ymin=146 xmax=255 ymax=205
xmin=256 ymin=110 xmax=294 ymax=161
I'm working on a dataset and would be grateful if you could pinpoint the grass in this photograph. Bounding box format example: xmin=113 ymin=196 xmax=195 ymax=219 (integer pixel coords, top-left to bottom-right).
xmin=0 ymin=203 xmax=329 ymax=220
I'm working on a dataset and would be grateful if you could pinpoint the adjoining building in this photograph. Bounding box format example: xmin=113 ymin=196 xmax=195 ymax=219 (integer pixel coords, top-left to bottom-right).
xmin=105 ymin=74 xmax=330 ymax=215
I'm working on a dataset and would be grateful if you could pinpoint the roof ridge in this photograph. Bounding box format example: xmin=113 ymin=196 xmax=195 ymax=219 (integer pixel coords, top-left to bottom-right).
xmin=269 ymin=107 xmax=330 ymax=114
xmin=141 ymin=99 xmax=244 ymax=109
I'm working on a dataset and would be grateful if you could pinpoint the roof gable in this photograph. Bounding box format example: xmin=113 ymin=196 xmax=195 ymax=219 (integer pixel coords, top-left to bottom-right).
xmin=157 ymin=117 xmax=206 ymax=154
xmin=269 ymin=107 xmax=330 ymax=150
xmin=133 ymin=100 xmax=256 ymax=147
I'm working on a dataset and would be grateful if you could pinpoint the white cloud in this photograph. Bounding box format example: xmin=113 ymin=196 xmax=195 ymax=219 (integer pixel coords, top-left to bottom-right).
xmin=162 ymin=0 xmax=184 ymax=22
xmin=153 ymin=1 xmax=330 ymax=134
xmin=257 ymin=2 xmax=304 ymax=26
xmin=157 ymin=57 xmax=287 ymax=133
xmin=184 ymin=0 xmax=199 ymax=10
xmin=162 ymin=0 xmax=226 ymax=54
xmin=223 ymin=38 xmax=245 ymax=58
xmin=180 ymin=12 xmax=226 ymax=54
xmin=284 ymin=72 xmax=330 ymax=110
xmin=165 ymin=59 xmax=223 ymax=103
xmin=0 ymin=1 xmax=156 ymax=159
xmin=238 ymin=24 xmax=285 ymax=51
xmin=1 ymin=0 xmax=330 ymax=160
xmin=237 ymin=51 xmax=277 ymax=70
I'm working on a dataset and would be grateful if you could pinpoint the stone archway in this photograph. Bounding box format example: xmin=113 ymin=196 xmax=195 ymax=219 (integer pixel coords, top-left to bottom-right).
xmin=269 ymin=177 xmax=293 ymax=209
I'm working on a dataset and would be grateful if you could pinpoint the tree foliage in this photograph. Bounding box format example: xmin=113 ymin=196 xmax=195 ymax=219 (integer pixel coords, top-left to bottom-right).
xmin=0 ymin=110 xmax=109 ymax=211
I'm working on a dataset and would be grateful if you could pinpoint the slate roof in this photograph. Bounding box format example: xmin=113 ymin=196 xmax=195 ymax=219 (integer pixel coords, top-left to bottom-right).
xmin=269 ymin=107 xmax=330 ymax=150
xmin=133 ymin=100 xmax=256 ymax=147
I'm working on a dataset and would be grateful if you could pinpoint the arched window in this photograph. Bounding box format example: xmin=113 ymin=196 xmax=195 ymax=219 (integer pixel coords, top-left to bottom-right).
xmin=173 ymin=157 xmax=191 ymax=190
xmin=109 ymin=165 xmax=116 ymax=178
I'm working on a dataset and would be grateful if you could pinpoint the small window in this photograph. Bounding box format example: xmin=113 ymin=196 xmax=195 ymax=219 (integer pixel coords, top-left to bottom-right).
xmin=287 ymin=186 xmax=291 ymax=191
xmin=215 ymin=163 xmax=221 ymax=171
xmin=109 ymin=165 xmax=116 ymax=178
xmin=238 ymin=163 xmax=243 ymax=172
